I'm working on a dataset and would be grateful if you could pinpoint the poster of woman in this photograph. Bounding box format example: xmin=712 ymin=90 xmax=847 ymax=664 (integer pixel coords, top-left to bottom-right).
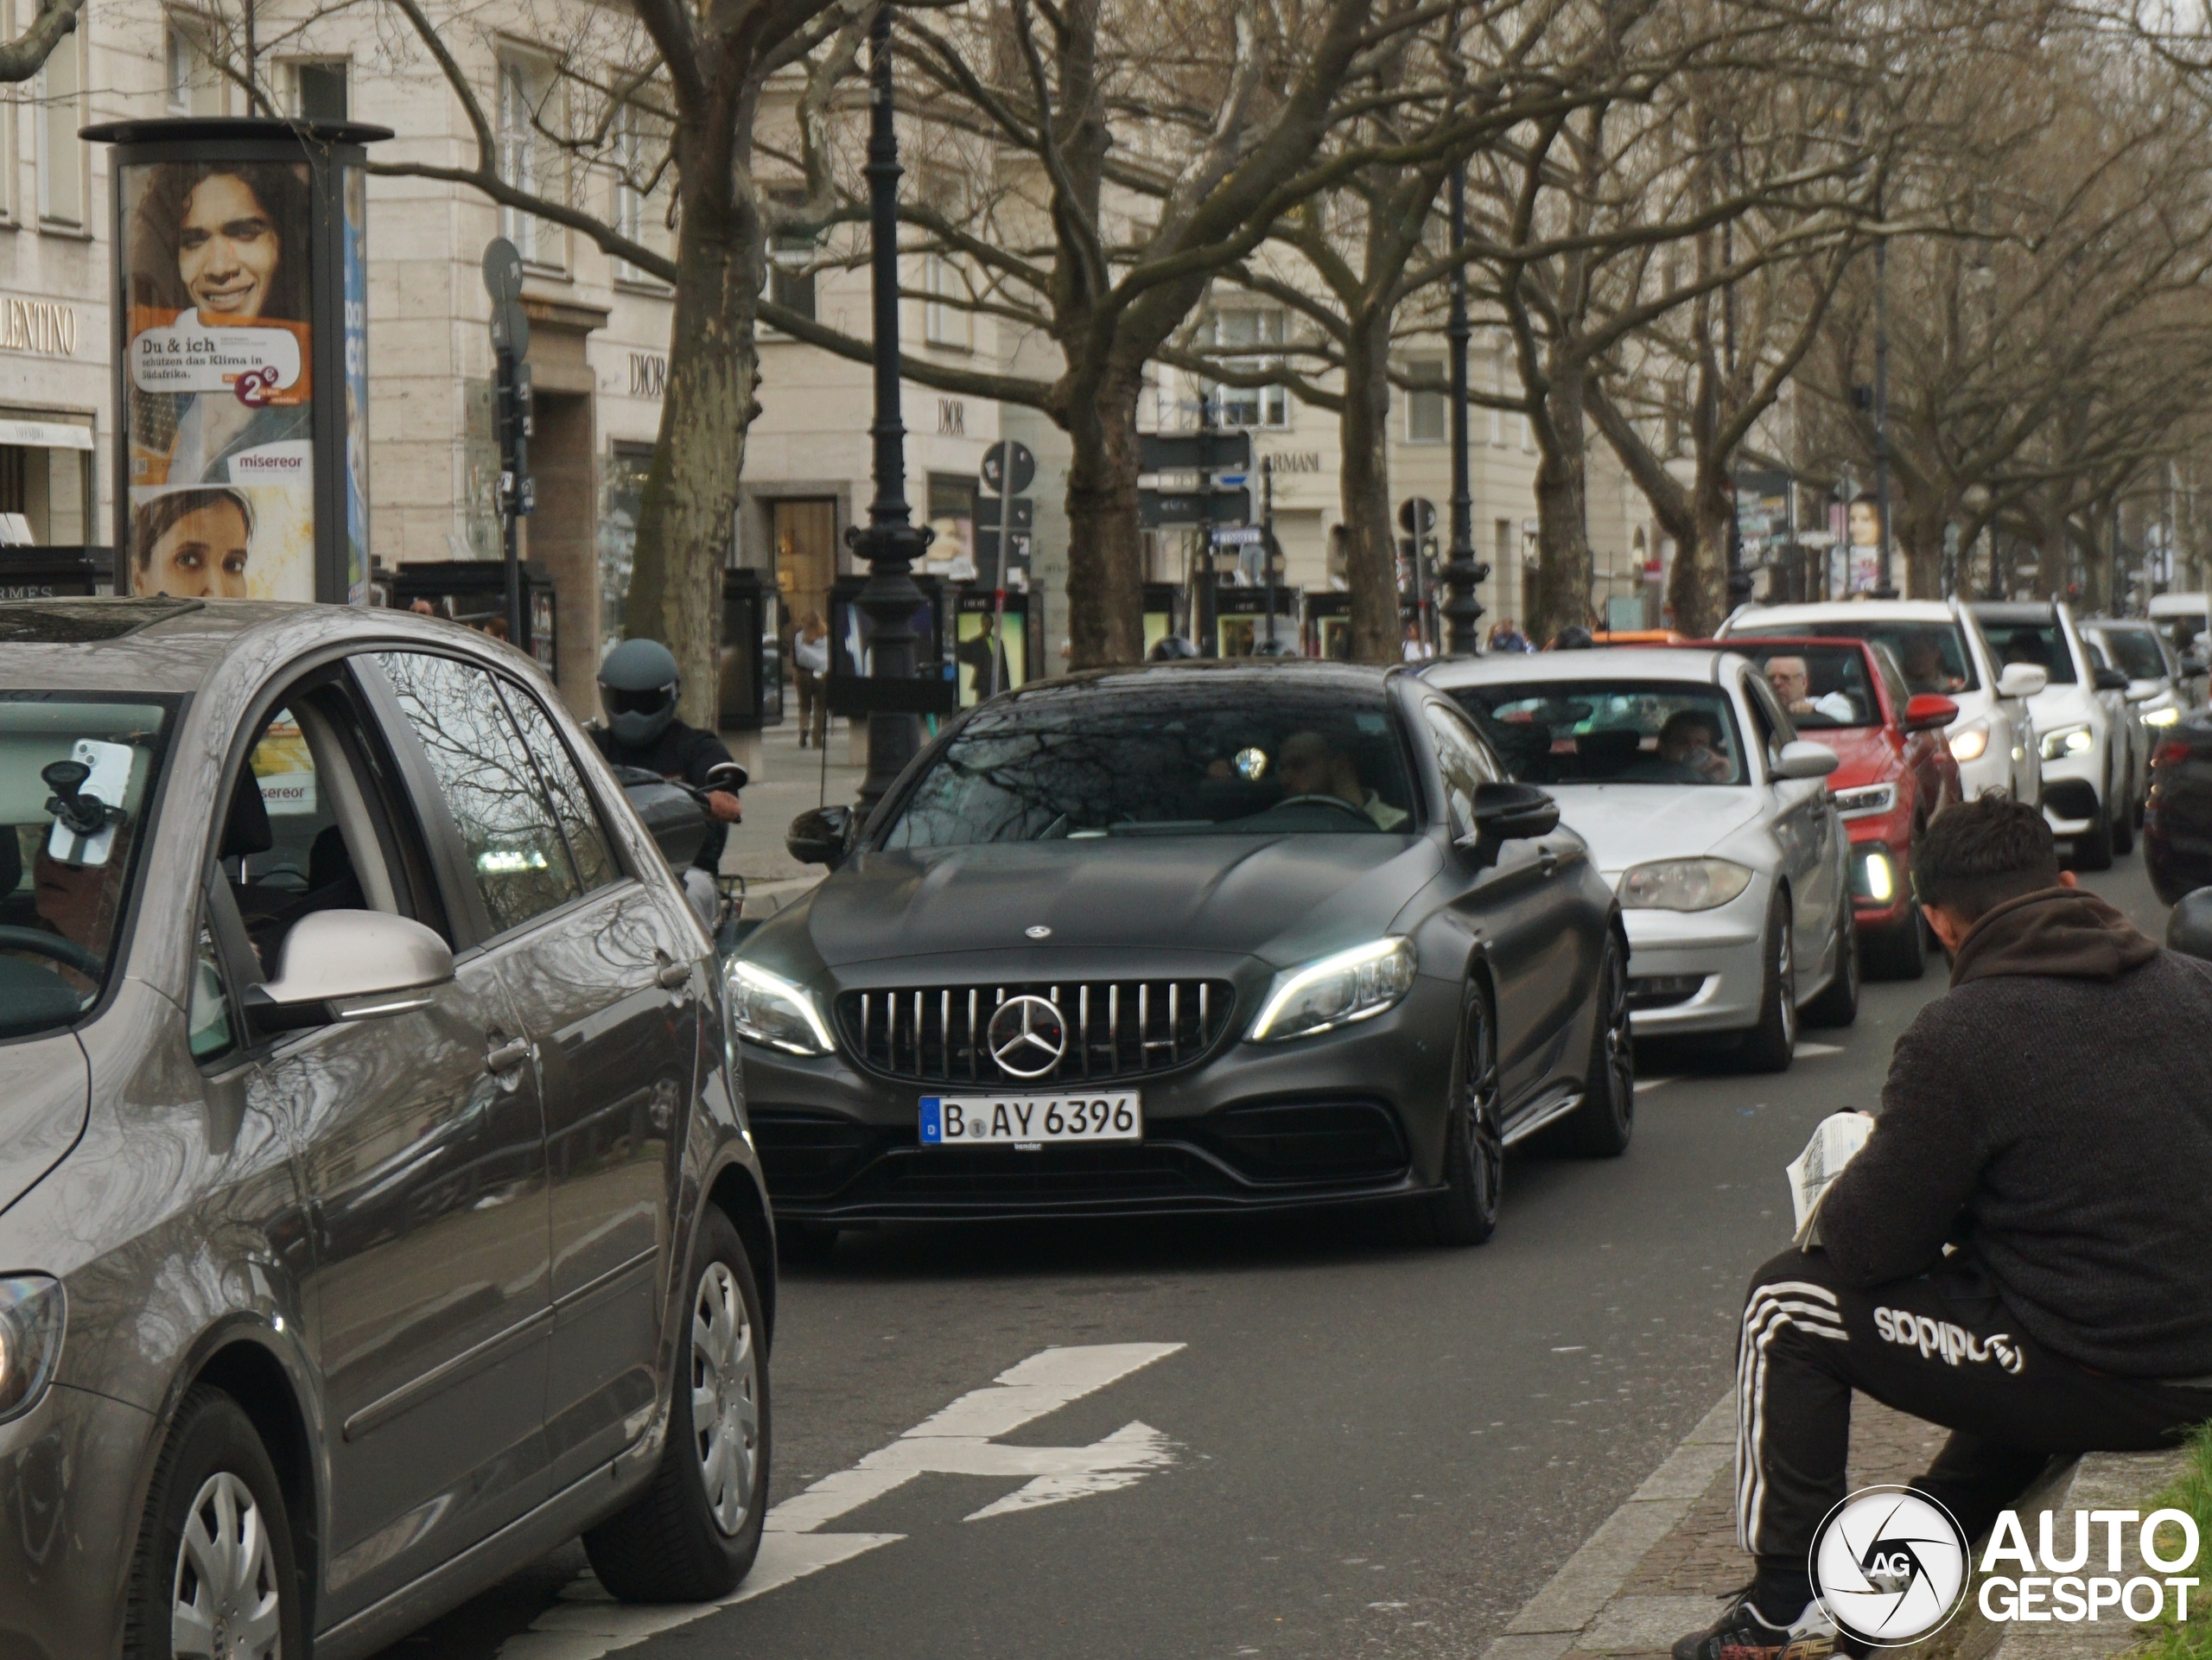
xmin=122 ymin=161 xmax=317 ymax=600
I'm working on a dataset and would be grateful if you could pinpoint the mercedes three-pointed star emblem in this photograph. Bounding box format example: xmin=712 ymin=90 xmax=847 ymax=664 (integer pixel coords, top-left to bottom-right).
xmin=986 ymin=995 xmax=1068 ymax=1078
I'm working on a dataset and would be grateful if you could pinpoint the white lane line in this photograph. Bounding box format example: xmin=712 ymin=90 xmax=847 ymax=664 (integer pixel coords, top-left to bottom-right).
xmin=497 ymin=1342 xmax=1184 ymax=1658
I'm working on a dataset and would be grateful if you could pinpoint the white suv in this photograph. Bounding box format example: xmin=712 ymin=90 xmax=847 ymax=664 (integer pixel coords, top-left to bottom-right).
xmin=1719 ymin=599 xmax=2044 ymax=804
xmin=1969 ymin=601 xmax=2129 ymax=868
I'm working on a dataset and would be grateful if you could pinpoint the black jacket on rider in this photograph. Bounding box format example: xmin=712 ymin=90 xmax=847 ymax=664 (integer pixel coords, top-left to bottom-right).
xmin=589 ymin=722 xmax=739 ymax=873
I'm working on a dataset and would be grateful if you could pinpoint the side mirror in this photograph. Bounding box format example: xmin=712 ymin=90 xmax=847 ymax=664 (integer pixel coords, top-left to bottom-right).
xmin=1775 ymin=740 xmax=1840 ymax=781
xmin=2094 ymin=666 xmax=2132 ymax=694
xmin=702 ymin=760 xmax=750 ymax=792
xmin=1903 ymin=694 xmax=1961 ymax=733
xmin=622 ymin=777 xmax=711 ymax=870
xmin=1997 ymin=663 xmax=2050 ymax=699
xmin=243 ymin=911 xmax=454 ymax=1036
xmin=787 ymin=805 xmax=855 ymax=868
xmin=1461 ymin=782 xmax=1560 ymax=865
xmin=2166 ymin=887 xmax=2212 ymax=962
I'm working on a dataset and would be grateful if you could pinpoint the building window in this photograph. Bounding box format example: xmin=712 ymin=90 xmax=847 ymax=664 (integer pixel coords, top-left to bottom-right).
xmin=925 ymin=254 xmax=971 ymax=351
xmin=166 ymin=23 xmax=226 ymax=117
xmin=766 ymin=226 xmax=817 ymax=321
xmin=1490 ymin=347 xmax=1507 ymax=446
xmin=613 ymin=101 xmax=673 ymax=285
xmin=37 ymin=3 xmax=84 ymax=226
xmin=1211 ymin=308 xmax=1289 ymax=429
xmin=287 ymin=59 xmax=348 ymax=121
xmin=1405 ymin=358 xmax=1446 ymax=444
xmin=498 ymin=53 xmax=563 ymax=270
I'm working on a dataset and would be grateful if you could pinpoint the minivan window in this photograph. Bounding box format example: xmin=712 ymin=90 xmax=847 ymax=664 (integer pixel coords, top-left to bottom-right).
xmin=0 ymin=695 xmax=175 ymax=1040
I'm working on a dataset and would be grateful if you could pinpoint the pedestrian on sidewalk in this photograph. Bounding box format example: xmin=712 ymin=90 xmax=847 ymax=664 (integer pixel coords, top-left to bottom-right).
xmin=1675 ymin=792 xmax=2212 ymax=1660
xmin=792 ymin=610 xmax=830 ymax=747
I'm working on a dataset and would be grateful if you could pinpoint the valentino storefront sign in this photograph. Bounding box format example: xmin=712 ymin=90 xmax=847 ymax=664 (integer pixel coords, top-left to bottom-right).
xmin=0 ymin=298 xmax=79 ymax=356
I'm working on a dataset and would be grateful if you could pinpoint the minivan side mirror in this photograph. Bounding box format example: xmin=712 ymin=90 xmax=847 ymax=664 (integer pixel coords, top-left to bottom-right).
xmin=1460 ymin=781 xmax=1560 ymax=865
xmin=2094 ymin=666 xmax=2132 ymax=694
xmin=1775 ymin=740 xmax=1840 ymax=780
xmin=1997 ymin=663 xmax=2050 ymax=699
xmin=243 ymin=910 xmax=454 ymax=1036
xmin=1903 ymin=694 xmax=1961 ymax=733
xmin=787 ymin=805 xmax=855 ymax=868
xmin=2166 ymin=888 xmax=2212 ymax=962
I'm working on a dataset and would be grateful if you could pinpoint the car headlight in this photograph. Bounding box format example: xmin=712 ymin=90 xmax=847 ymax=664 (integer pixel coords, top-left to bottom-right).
xmin=725 ymin=960 xmax=836 ymax=1056
xmin=1249 ymin=938 xmax=1417 ymax=1042
xmin=2145 ymin=704 xmax=2183 ymax=728
xmin=1853 ymin=848 xmax=1897 ymax=904
xmin=1618 ymin=858 xmax=1755 ymax=912
xmin=0 ymin=1276 xmax=64 ymax=1422
xmin=2040 ymin=723 xmax=2093 ymax=761
xmin=1832 ymin=782 xmax=1897 ymax=818
xmin=1948 ymin=722 xmax=1989 ymax=763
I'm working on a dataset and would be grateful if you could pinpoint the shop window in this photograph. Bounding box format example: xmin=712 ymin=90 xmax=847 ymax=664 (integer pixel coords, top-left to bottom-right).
xmin=599 ymin=442 xmax=653 ymax=654
xmin=37 ymin=3 xmax=86 ymax=227
xmin=927 ymin=474 xmax=976 ymax=576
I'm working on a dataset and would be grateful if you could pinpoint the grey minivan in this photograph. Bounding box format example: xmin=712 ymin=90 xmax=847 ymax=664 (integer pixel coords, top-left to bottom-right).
xmin=0 ymin=599 xmax=774 ymax=1658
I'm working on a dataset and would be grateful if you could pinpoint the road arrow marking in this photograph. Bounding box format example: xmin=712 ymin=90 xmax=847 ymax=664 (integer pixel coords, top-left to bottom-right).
xmin=497 ymin=1342 xmax=1184 ymax=1657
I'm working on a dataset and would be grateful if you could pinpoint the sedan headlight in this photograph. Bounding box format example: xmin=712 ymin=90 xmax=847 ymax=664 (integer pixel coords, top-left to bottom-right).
xmin=1832 ymin=782 xmax=1897 ymax=819
xmin=0 ymin=1276 xmax=64 ymax=1422
xmin=1948 ymin=722 xmax=1990 ymax=763
xmin=1618 ymin=858 xmax=1755 ymax=912
xmin=725 ymin=960 xmax=836 ymax=1056
xmin=2040 ymin=723 xmax=2093 ymax=761
xmin=2145 ymin=704 xmax=2183 ymax=728
xmin=1249 ymin=938 xmax=1416 ymax=1042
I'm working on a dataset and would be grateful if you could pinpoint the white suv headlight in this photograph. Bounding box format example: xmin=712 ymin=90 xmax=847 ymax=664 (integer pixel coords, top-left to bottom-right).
xmin=1618 ymin=858 xmax=1755 ymax=912
xmin=1948 ymin=721 xmax=1989 ymax=763
xmin=1249 ymin=938 xmax=1417 ymax=1042
xmin=2145 ymin=704 xmax=2183 ymax=728
xmin=2040 ymin=723 xmax=2093 ymax=761
xmin=726 ymin=960 xmax=836 ymax=1056
xmin=1832 ymin=782 xmax=1897 ymax=818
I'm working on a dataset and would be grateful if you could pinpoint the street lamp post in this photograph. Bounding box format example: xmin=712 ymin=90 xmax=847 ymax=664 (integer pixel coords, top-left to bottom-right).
xmin=1441 ymin=160 xmax=1487 ymax=656
xmin=849 ymin=3 xmax=933 ymax=815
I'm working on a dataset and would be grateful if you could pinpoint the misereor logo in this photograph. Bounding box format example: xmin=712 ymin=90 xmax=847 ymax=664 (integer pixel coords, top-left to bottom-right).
xmin=1811 ymin=1486 xmax=1971 ymax=1646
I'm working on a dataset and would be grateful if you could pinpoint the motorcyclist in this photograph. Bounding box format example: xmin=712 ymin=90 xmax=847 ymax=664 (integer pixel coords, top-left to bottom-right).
xmin=589 ymin=639 xmax=746 ymax=926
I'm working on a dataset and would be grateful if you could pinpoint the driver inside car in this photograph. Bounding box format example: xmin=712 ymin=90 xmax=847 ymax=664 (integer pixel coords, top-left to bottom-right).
xmin=1639 ymin=709 xmax=1732 ymax=784
xmin=1 ymin=822 xmax=134 ymax=995
xmin=1277 ymin=730 xmax=1410 ymax=830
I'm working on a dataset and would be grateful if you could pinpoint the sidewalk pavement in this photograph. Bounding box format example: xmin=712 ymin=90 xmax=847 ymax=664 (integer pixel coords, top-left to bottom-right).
xmin=719 ymin=715 xmax=865 ymax=923
xmin=1486 ymin=1392 xmax=2191 ymax=1660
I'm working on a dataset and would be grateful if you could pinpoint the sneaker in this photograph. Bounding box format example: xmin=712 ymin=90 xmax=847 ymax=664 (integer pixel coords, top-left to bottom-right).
xmin=1670 ymin=1586 xmax=1837 ymax=1660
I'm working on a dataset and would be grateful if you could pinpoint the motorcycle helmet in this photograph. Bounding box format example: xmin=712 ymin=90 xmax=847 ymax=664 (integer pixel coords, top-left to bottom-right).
xmin=1550 ymin=624 xmax=1596 ymax=651
xmin=600 ymin=638 xmax=681 ymax=747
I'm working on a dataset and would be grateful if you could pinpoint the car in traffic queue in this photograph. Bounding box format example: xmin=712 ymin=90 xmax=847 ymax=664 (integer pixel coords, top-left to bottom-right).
xmin=2149 ymin=591 xmax=2212 ymax=705
xmin=735 ymin=661 xmax=1635 ymax=1253
xmin=1968 ymin=601 xmax=2135 ymax=868
xmin=1424 ymin=648 xmax=1856 ymax=1072
xmin=1719 ymin=598 xmax=2046 ymax=806
xmin=1696 ymin=636 xmax=1962 ymax=980
xmin=2082 ymin=617 xmax=2190 ymax=809
xmin=0 ymin=598 xmax=774 ymax=1660
xmin=2144 ymin=710 xmax=2212 ymax=903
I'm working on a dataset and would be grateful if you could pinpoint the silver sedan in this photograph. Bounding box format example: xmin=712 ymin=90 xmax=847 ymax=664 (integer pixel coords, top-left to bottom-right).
xmin=0 ymin=597 xmax=772 ymax=1659
xmin=1423 ymin=648 xmax=1856 ymax=1071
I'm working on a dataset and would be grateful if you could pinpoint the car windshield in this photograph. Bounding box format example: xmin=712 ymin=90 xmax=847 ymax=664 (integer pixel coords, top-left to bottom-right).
xmin=1732 ymin=619 xmax=1978 ymax=695
xmin=1725 ymin=644 xmax=1880 ymax=729
xmin=1974 ymin=617 xmax=2077 ymax=684
xmin=880 ymin=680 xmax=1421 ymax=846
xmin=2094 ymin=628 xmax=2167 ymax=681
xmin=0 ymin=695 xmax=175 ymax=1040
xmin=1448 ymin=681 xmax=1747 ymax=785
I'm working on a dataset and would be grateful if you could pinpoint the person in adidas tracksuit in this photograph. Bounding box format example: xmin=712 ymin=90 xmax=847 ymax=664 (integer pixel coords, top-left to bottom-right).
xmin=1675 ymin=792 xmax=2212 ymax=1660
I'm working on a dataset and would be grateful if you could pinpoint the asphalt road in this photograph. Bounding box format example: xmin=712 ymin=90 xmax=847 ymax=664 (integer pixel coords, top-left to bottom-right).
xmin=379 ymin=859 xmax=2172 ymax=1660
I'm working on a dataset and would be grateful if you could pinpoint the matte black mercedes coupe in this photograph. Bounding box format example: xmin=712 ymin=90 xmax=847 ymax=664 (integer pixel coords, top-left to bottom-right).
xmin=737 ymin=661 xmax=1633 ymax=1247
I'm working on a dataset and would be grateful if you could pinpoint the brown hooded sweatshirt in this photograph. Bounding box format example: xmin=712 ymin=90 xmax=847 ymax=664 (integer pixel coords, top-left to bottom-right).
xmin=1820 ymin=886 xmax=2212 ymax=1377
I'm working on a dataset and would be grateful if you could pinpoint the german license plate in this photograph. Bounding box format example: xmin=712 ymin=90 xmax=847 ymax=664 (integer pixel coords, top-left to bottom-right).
xmin=918 ymin=1093 xmax=1141 ymax=1148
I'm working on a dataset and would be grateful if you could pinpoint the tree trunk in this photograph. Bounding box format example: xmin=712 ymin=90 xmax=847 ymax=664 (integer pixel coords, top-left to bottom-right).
xmin=1338 ymin=315 xmax=1398 ymax=664
xmin=1529 ymin=354 xmax=1592 ymax=646
xmin=1064 ymin=365 xmax=1147 ymax=667
xmin=623 ymin=200 xmax=761 ymax=729
xmin=1671 ymin=464 xmax=1733 ymax=639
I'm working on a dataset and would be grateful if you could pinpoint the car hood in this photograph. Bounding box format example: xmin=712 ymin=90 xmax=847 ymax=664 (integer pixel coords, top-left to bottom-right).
xmin=1541 ymin=785 xmax=1764 ymax=873
xmin=2029 ymin=683 xmax=2099 ymax=728
xmin=0 ymin=1029 xmax=88 ymax=1220
xmin=785 ymin=834 xmax=1444 ymax=970
xmin=1797 ymin=727 xmax=1897 ymax=790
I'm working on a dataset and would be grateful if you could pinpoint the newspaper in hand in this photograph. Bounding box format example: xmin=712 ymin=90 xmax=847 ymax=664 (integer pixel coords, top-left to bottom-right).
xmin=1786 ymin=1111 xmax=1875 ymax=1250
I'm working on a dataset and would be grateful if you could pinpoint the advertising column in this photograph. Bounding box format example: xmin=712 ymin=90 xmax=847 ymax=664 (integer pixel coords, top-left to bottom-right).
xmin=85 ymin=118 xmax=390 ymax=603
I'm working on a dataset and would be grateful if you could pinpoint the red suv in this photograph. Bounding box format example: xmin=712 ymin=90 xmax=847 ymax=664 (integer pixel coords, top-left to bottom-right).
xmin=1701 ymin=636 xmax=1963 ymax=977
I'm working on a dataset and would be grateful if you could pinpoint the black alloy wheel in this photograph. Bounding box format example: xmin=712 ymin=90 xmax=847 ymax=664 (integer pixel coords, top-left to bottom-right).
xmin=1803 ymin=901 xmax=1859 ymax=1027
xmin=1737 ymin=889 xmax=1796 ymax=1073
xmin=583 ymin=1207 xmax=771 ymax=1601
xmin=1409 ymin=990 xmax=1503 ymax=1246
xmin=124 ymin=1387 xmax=306 ymax=1660
xmin=1558 ymin=931 xmax=1634 ymax=1158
